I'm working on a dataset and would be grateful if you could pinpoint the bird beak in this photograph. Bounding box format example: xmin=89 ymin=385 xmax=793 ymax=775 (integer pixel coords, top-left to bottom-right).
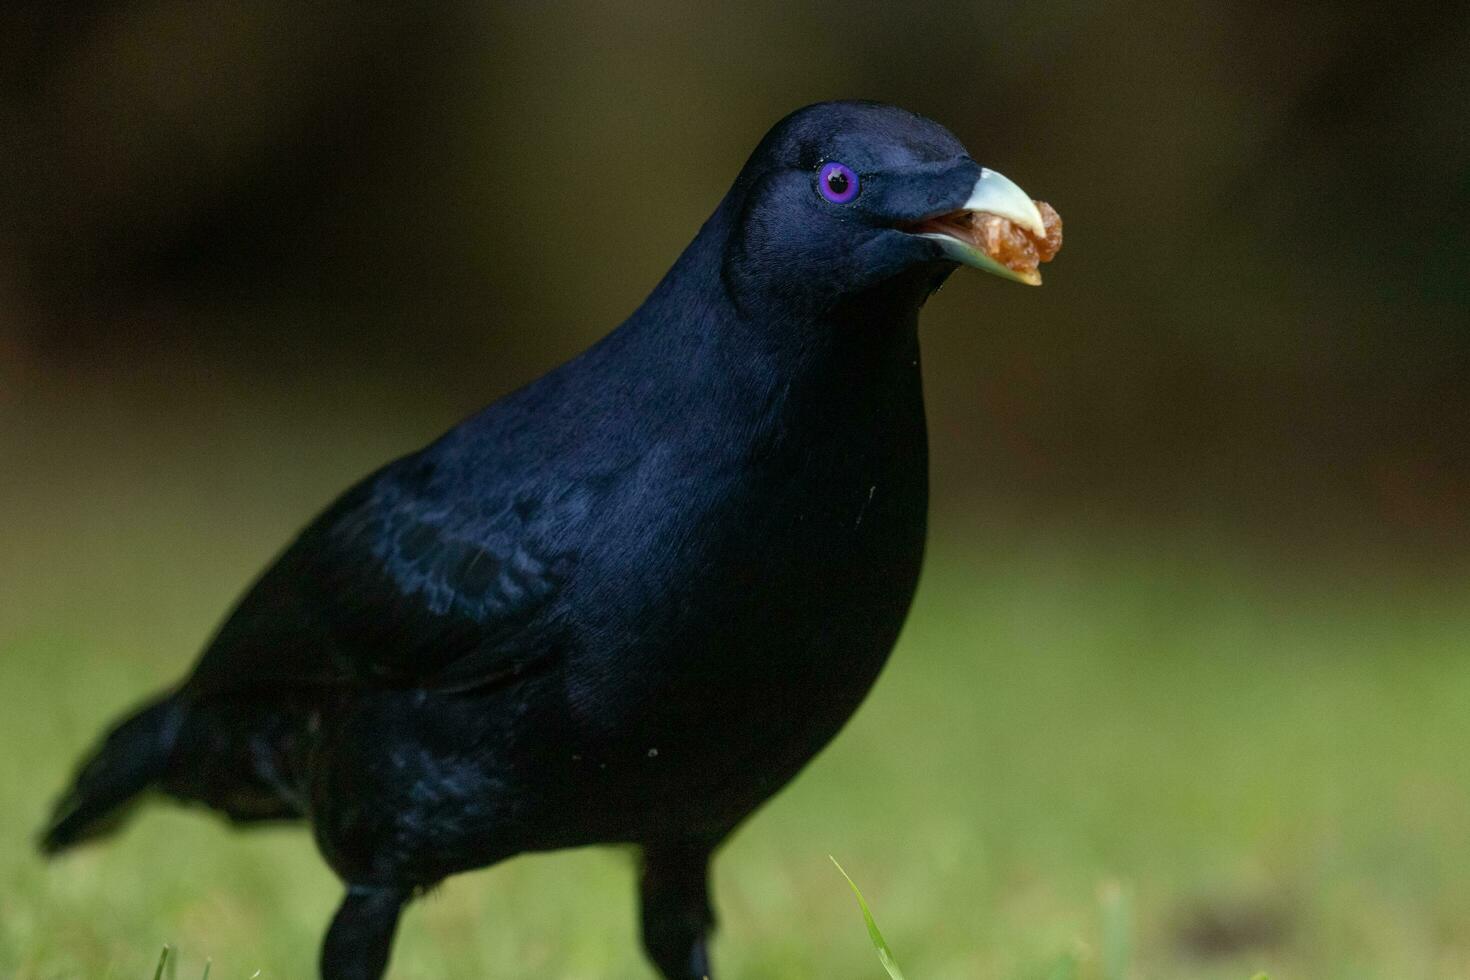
xmin=906 ymin=168 xmax=1054 ymax=286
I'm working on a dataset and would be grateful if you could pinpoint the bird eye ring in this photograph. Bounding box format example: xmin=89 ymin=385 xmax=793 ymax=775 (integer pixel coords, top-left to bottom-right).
xmin=818 ymin=162 xmax=859 ymax=204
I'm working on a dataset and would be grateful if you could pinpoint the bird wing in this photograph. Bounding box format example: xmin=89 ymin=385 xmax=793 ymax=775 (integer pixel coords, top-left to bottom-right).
xmin=183 ymin=450 xmax=579 ymax=698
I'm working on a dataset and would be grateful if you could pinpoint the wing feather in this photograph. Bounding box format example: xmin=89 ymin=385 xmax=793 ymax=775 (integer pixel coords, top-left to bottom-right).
xmin=184 ymin=451 xmax=576 ymax=697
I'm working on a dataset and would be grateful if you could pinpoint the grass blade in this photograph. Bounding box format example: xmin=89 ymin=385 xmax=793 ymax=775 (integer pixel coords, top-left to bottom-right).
xmin=830 ymin=856 xmax=908 ymax=980
xmin=151 ymin=946 xmax=169 ymax=980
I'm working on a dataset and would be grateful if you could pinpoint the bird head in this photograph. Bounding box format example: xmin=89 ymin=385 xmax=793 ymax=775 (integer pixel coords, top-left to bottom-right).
xmin=718 ymin=101 xmax=1060 ymax=317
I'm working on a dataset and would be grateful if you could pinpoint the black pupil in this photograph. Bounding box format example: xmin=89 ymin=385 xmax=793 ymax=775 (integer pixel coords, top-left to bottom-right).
xmin=827 ymin=170 xmax=849 ymax=195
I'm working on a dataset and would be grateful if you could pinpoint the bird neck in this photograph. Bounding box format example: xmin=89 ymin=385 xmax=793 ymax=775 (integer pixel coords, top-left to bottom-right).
xmin=633 ymin=198 xmax=929 ymax=367
xmin=584 ymin=202 xmax=929 ymax=453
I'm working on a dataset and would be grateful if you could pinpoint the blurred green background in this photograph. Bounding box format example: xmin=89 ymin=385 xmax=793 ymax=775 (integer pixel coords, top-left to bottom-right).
xmin=2 ymin=1 xmax=1468 ymax=977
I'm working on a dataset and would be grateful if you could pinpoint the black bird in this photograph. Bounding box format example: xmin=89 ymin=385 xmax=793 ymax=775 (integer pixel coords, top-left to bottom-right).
xmin=40 ymin=100 xmax=1058 ymax=979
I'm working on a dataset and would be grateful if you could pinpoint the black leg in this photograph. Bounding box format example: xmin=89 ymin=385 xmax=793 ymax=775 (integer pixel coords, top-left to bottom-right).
xmin=321 ymin=885 xmax=409 ymax=980
xmin=639 ymin=842 xmax=717 ymax=980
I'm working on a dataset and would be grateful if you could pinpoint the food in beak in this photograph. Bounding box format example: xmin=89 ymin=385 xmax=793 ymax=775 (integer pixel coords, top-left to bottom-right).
xmin=975 ymin=201 xmax=1063 ymax=276
xmin=924 ymin=200 xmax=1063 ymax=281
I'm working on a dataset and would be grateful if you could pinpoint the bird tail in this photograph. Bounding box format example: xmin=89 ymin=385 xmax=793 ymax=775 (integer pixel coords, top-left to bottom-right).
xmin=38 ymin=694 xmax=183 ymax=856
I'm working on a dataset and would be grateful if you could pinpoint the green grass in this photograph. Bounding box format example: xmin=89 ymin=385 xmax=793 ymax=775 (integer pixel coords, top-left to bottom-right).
xmin=150 ymin=945 xmax=220 ymax=980
xmin=3 ymin=386 xmax=1470 ymax=978
xmin=831 ymin=856 xmax=908 ymax=980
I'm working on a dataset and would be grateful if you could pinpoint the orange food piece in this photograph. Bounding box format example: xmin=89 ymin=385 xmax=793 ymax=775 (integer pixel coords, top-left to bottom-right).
xmin=1034 ymin=201 xmax=1063 ymax=262
xmin=968 ymin=200 xmax=1063 ymax=277
xmin=907 ymin=199 xmax=1064 ymax=280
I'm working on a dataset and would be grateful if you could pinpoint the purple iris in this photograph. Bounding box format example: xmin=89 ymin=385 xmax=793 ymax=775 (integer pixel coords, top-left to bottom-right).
xmin=818 ymin=162 xmax=859 ymax=204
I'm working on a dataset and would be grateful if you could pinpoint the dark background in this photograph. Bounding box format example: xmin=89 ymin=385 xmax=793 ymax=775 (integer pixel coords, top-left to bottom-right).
xmin=4 ymin=0 xmax=1466 ymax=564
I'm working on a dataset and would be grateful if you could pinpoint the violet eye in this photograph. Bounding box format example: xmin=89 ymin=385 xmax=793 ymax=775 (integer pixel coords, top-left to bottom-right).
xmin=818 ymin=162 xmax=859 ymax=204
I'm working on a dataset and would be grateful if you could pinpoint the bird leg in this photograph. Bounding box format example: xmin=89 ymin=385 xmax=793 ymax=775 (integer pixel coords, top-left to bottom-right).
xmin=320 ymin=884 xmax=409 ymax=980
xmin=639 ymin=842 xmax=717 ymax=980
